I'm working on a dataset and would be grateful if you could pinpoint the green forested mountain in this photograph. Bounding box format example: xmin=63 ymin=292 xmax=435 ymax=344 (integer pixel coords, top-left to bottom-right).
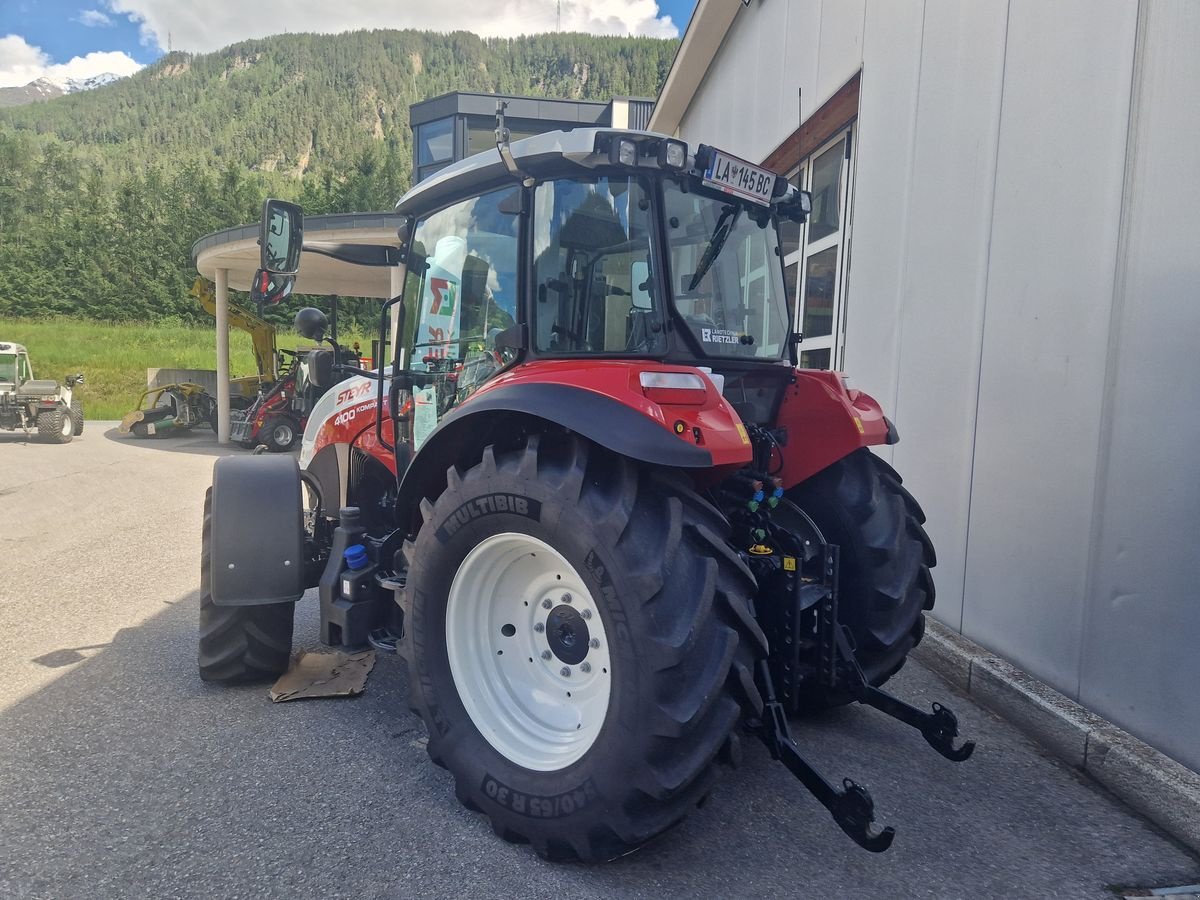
xmin=0 ymin=30 xmax=674 ymax=323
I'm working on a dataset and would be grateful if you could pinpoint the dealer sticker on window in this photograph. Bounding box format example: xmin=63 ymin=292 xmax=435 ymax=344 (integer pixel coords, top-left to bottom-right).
xmin=702 ymin=149 xmax=777 ymax=206
xmin=701 ymin=327 xmax=741 ymax=345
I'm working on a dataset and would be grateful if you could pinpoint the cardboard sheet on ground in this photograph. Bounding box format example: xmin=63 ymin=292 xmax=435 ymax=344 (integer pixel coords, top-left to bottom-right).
xmin=269 ymin=649 xmax=376 ymax=702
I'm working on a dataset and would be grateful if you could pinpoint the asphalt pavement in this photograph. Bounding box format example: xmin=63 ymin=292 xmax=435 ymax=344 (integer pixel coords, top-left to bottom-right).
xmin=1 ymin=425 xmax=1197 ymax=899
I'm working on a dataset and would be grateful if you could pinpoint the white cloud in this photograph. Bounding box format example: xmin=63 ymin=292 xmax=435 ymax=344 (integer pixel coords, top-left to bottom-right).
xmin=0 ymin=34 xmax=51 ymax=87
xmin=76 ymin=9 xmax=114 ymax=27
xmin=48 ymin=49 xmax=143 ymax=82
xmin=106 ymin=0 xmax=677 ymax=54
xmin=0 ymin=34 xmax=142 ymax=88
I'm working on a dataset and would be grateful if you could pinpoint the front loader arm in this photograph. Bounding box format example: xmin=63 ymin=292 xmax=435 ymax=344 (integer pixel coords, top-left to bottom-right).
xmin=191 ymin=277 xmax=278 ymax=379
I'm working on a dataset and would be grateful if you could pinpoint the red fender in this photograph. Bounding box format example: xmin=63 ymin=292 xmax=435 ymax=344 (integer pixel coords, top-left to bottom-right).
xmin=774 ymin=370 xmax=893 ymax=487
xmin=467 ymin=360 xmax=754 ymax=469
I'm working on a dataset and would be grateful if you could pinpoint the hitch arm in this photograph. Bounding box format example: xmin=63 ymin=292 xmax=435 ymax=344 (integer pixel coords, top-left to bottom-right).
xmin=757 ymin=661 xmax=895 ymax=852
xmin=834 ymin=626 xmax=975 ymax=762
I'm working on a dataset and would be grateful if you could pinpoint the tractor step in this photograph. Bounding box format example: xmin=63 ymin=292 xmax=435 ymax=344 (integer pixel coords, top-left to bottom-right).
xmin=367 ymin=627 xmax=401 ymax=654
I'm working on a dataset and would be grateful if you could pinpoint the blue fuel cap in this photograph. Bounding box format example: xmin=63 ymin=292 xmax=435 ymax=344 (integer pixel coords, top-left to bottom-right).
xmin=344 ymin=544 xmax=369 ymax=571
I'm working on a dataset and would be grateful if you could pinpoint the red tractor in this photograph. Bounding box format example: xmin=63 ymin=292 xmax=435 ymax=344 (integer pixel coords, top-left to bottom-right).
xmin=200 ymin=122 xmax=972 ymax=861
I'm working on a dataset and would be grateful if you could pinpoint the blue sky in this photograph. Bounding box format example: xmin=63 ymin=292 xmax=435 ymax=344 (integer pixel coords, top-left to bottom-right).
xmin=0 ymin=0 xmax=696 ymax=88
xmin=1 ymin=0 xmax=160 ymax=66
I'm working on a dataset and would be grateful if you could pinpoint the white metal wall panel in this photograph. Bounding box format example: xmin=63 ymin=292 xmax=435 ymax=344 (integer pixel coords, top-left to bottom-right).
xmin=679 ymin=0 xmax=865 ymax=164
xmin=963 ymin=0 xmax=1138 ymax=687
xmin=888 ymin=0 xmax=1011 ymax=634
xmin=842 ymin=1 xmax=926 ymax=435
xmin=815 ymin=0 xmax=867 ymax=105
xmin=1079 ymin=2 xmax=1200 ymax=772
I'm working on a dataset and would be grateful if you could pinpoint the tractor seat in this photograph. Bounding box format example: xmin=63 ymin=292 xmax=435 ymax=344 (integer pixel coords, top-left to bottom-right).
xmin=15 ymin=380 xmax=60 ymax=398
xmin=306 ymin=349 xmax=335 ymax=388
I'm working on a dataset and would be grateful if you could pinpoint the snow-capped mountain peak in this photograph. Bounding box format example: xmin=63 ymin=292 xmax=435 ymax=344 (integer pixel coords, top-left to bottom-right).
xmin=42 ymin=72 xmax=124 ymax=93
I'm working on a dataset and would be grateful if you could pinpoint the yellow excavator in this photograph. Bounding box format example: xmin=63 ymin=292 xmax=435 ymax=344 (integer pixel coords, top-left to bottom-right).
xmin=119 ymin=279 xmax=278 ymax=437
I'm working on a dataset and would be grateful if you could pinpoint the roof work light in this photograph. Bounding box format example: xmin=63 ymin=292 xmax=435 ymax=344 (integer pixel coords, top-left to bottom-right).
xmin=658 ymin=139 xmax=688 ymax=170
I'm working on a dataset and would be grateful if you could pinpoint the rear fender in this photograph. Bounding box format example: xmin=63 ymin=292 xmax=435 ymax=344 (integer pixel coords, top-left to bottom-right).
xmin=208 ymin=455 xmax=304 ymax=606
xmin=395 ymin=366 xmax=754 ymax=529
xmin=774 ymin=370 xmax=896 ymax=486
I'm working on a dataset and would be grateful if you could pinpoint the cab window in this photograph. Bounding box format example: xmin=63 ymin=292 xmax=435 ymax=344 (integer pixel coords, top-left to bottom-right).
xmin=403 ymin=188 xmax=520 ymax=446
xmin=532 ymin=176 xmax=663 ymax=355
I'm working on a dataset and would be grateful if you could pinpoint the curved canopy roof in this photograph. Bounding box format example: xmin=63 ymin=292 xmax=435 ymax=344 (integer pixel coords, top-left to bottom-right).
xmin=192 ymin=212 xmax=405 ymax=298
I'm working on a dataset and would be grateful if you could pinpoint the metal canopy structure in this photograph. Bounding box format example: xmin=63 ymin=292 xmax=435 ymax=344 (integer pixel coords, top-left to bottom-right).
xmin=193 ymin=212 xmax=405 ymax=298
xmin=191 ymin=212 xmax=406 ymax=443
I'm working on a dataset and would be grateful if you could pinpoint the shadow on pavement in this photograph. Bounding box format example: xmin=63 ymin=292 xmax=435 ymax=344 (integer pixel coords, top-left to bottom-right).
xmin=0 ymin=590 xmax=1196 ymax=899
xmin=99 ymin=422 xmax=251 ymax=458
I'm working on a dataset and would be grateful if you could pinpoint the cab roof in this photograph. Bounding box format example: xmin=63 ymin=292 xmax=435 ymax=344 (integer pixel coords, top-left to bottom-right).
xmin=0 ymin=342 xmax=27 ymax=354
xmin=394 ymin=127 xmax=672 ymax=217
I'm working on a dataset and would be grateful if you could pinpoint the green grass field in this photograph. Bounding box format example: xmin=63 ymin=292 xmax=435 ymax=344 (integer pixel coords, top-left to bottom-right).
xmin=0 ymin=318 xmax=370 ymax=419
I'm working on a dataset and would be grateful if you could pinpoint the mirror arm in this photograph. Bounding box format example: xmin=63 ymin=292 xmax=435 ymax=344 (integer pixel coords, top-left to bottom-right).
xmin=376 ymin=294 xmax=407 ymax=454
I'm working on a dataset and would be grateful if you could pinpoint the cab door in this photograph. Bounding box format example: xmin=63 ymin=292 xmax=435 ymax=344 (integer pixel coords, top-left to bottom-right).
xmin=398 ymin=187 xmax=522 ymax=451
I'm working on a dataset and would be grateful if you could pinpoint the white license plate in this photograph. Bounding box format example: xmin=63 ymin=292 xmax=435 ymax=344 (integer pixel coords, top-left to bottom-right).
xmin=702 ymin=150 xmax=776 ymax=206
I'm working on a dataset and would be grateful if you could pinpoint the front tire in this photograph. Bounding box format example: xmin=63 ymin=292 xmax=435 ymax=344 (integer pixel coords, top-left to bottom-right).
xmin=70 ymin=400 xmax=84 ymax=435
xmin=403 ymin=434 xmax=766 ymax=862
xmin=260 ymin=415 xmax=300 ymax=453
xmin=198 ymin=487 xmax=294 ymax=683
xmin=787 ymin=448 xmax=936 ymax=702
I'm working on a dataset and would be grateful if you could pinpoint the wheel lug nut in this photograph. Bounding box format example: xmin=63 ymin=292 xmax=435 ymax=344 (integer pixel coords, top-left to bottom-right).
xmin=580 ymin=609 xmax=592 ymax=620
xmin=580 ymin=662 xmax=591 ymax=673
xmin=541 ymin=598 xmax=552 ymax=609
xmin=589 ymin=638 xmax=600 ymax=649
xmin=541 ymin=650 xmax=552 ymax=660
xmin=560 ymin=667 xmax=571 ymax=677
xmin=562 ymin=593 xmax=572 ymax=604
xmin=534 ymin=622 xmax=545 ymax=633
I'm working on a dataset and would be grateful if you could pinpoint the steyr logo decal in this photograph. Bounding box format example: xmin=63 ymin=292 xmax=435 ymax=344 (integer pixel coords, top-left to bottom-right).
xmin=481 ymin=774 xmax=598 ymax=818
xmin=335 ymin=381 xmax=374 ymax=406
xmin=435 ymin=493 xmax=541 ymax=542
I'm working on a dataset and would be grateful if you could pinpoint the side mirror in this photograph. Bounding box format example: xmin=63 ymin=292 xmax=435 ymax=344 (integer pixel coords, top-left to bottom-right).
xmin=294 ymin=307 xmax=329 ymax=341
xmin=780 ymin=189 xmax=813 ymax=223
xmin=250 ymin=269 xmax=295 ymax=306
xmin=260 ymin=199 xmax=304 ymax=275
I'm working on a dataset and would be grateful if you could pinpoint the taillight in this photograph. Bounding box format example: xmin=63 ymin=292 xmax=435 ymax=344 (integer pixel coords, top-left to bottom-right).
xmin=639 ymin=371 xmax=708 ymax=406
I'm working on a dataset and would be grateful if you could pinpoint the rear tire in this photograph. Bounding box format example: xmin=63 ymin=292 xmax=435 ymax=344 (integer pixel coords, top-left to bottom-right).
xmin=198 ymin=487 xmax=294 ymax=683
xmin=70 ymin=400 xmax=84 ymax=435
xmin=403 ymin=434 xmax=766 ymax=862
xmin=37 ymin=406 xmax=74 ymax=444
xmin=787 ymin=448 xmax=935 ymax=706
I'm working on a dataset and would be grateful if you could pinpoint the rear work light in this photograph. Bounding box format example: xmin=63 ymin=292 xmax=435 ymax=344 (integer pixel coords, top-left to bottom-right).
xmin=610 ymin=138 xmax=638 ymax=167
xmin=639 ymin=371 xmax=708 ymax=406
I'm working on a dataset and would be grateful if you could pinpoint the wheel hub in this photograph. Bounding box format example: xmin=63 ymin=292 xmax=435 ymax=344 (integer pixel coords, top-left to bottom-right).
xmin=446 ymin=532 xmax=612 ymax=772
xmin=546 ymin=604 xmax=589 ymax=664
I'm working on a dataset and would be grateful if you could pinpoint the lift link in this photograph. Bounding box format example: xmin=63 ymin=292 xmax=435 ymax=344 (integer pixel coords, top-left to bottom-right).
xmin=819 ymin=546 xmax=976 ymax=763
xmin=756 ymin=659 xmax=896 ymax=852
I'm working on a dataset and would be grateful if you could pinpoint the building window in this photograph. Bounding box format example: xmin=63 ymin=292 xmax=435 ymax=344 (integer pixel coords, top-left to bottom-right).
xmin=782 ymin=127 xmax=855 ymax=370
xmin=416 ymin=117 xmax=455 ymax=182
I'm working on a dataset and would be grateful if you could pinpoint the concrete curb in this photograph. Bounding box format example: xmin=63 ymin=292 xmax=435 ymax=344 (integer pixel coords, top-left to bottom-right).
xmin=914 ymin=619 xmax=1200 ymax=856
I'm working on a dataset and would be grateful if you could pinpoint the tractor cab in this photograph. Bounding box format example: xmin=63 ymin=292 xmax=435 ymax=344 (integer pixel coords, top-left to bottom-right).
xmin=388 ymin=131 xmax=811 ymax=442
xmin=0 ymin=343 xmax=32 ymax=390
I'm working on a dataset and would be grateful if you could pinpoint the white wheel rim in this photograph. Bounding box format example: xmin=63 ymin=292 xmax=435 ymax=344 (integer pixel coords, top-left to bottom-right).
xmin=446 ymin=532 xmax=612 ymax=772
xmin=61 ymin=414 xmax=73 ymax=436
xmin=274 ymin=424 xmax=293 ymax=445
